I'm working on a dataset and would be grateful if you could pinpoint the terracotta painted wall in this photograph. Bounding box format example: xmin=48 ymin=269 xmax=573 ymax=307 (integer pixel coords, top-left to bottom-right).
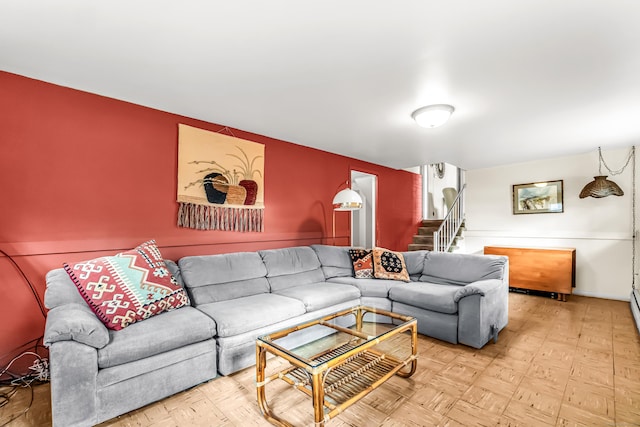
xmin=0 ymin=71 xmax=422 ymax=370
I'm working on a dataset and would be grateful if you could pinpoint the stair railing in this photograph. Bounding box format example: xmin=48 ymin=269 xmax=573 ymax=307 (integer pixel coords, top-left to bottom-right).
xmin=433 ymin=184 xmax=466 ymax=252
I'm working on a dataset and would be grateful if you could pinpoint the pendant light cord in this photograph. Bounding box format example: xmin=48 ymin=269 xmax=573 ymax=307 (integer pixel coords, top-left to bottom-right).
xmin=598 ymin=146 xmax=635 ymax=176
xmin=633 ymin=146 xmax=637 ymax=290
xmin=596 ymin=146 xmax=637 ymax=290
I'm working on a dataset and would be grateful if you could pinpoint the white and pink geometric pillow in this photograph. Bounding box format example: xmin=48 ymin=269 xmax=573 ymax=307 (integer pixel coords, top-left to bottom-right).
xmin=64 ymin=240 xmax=190 ymax=330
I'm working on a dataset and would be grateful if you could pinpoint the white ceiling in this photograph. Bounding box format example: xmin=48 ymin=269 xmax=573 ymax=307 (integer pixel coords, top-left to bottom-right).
xmin=2 ymin=1 xmax=640 ymax=170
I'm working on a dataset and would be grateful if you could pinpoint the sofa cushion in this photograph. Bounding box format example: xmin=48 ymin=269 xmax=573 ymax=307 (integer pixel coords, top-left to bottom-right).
xmin=402 ymin=250 xmax=428 ymax=280
xmin=259 ymin=247 xmax=325 ymax=291
xmin=214 ymin=300 xmax=359 ymax=375
xmin=420 ymin=252 xmax=507 ymax=286
xmin=328 ymin=277 xmax=405 ymax=298
xmin=45 ymin=268 xmax=88 ymax=309
xmin=311 ymin=245 xmax=353 ymax=279
xmin=97 ymin=306 xmax=216 ymax=368
xmin=260 ymin=246 xmax=321 ymax=276
xmin=179 ymin=252 xmax=269 ymax=304
xmin=64 ymin=240 xmax=190 ymax=330
xmin=165 ymin=259 xmax=183 ymax=287
xmin=97 ymin=339 xmax=216 ymax=389
xmin=389 ymin=282 xmax=461 ymax=314
xmin=349 ymin=249 xmax=374 ymax=278
xmin=274 ymin=282 xmax=361 ymax=312
xmin=197 ymin=293 xmax=306 ymax=337
xmin=372 ymin=248 xmax=410 ymax=282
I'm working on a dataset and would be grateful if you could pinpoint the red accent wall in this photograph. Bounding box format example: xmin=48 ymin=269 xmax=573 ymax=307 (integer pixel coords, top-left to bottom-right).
xmin=0 ymin=71 xmax=421 ymax=369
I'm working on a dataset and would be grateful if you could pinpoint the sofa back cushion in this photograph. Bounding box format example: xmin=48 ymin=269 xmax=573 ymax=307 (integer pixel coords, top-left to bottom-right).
xmin=165 ymin=260 xmax=183 ymax=287
xmin=45 ymin=268 xmax=89 ymax=309
xmin=420 ymin=252 xmax=507 ymax=286
xmin=311 ymin=244 xmax=353 ymax=279
xmin=179 ymin=252 xmax=269 ymax=304
xmin=401 ymin=250 xmax=428 ymax=281
xmin=259 ymin=246 xmax=325 ymax=291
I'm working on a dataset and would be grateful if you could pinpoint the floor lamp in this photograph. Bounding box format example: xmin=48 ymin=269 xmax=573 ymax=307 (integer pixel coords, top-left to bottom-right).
xmin=332 ymin=184 xmax=363 ymax=245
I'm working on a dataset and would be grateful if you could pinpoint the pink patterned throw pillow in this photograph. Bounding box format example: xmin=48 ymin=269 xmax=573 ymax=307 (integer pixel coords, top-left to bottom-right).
xmin=64 ymin=240 xmax=190 ymax=330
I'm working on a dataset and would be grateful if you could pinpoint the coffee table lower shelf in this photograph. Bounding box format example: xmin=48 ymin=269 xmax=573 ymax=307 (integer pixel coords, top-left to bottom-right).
xmin=283 ymin=344 xmax=414 ymax=409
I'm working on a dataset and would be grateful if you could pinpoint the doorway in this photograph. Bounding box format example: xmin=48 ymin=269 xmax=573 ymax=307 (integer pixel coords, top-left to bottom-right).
xmin=423 ymin=162 xmax=460 ymax=219
xmin=351 ymin=171 xmax=377 ymax=248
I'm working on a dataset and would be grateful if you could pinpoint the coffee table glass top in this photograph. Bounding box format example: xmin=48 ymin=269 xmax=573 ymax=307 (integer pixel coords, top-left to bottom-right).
xmin=257 ymin=306 xmax=414 ymax=369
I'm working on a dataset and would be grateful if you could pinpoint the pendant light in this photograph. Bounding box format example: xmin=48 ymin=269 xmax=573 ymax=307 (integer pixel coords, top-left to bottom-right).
xmin=579 ymin=147 xmax=634 ymax=198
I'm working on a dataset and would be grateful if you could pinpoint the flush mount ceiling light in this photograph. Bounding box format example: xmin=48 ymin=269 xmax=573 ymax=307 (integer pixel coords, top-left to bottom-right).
xmin=411 ymin=104 xmax=455 ymax=128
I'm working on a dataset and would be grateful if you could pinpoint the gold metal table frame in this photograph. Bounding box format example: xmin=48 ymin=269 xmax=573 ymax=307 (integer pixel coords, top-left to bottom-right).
xmin=256 ymin=306 xmax=418 ymax=426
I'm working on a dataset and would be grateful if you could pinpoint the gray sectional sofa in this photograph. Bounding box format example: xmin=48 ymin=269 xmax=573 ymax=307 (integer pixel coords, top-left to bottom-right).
xmin=43 ymin=244 xmax=508 ymax=426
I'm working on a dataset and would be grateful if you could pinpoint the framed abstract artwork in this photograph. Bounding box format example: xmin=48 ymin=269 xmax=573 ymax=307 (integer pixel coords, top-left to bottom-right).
xmin=512 ymin=180 xmax=564 ymax=214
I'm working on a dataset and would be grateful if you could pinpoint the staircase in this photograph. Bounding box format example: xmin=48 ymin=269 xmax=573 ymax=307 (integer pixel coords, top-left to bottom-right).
xmin=408 ymin=219 xmax=465 ymax=252
xmin=408 ymin=220 xmax=442 ymax=251
xmin=409 ymin=184 xmax=467 ymax=252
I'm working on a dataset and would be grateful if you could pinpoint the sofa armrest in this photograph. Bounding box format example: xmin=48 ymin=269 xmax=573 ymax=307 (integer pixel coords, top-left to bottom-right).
xmin=453 ymin=279 xmax=503 ymax=302
xmin=456 ymin=278 xmax=509 ymax=348
xmin=44 ymin=303 xmax=110 ymax=349
xmin=49 ymin=340 xmax=99 ymax=427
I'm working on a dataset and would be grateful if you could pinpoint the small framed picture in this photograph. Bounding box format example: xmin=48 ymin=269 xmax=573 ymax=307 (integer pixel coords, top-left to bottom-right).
xmin=512 ymin=180 xmax=564 ymax=214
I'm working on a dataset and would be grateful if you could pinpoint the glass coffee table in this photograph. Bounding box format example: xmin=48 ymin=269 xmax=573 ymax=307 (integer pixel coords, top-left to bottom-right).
xmin=256 ymin=306 xmax=417 ymax=426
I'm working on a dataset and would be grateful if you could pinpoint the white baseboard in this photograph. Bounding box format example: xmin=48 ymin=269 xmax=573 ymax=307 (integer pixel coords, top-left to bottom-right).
xmin=572 ymin=289 xmax=630 ymax=302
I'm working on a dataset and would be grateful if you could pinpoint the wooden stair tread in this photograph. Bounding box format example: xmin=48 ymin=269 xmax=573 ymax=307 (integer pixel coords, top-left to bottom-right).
xmin=417 ymin=227 xmax=438 ymax=235
xmin=409 ymin=219 xmax=466 ymax=252
xmin=412 ymin=235 xmax=433 ymax=244
xmin=421 ymin=219 xmax=443 ymax=227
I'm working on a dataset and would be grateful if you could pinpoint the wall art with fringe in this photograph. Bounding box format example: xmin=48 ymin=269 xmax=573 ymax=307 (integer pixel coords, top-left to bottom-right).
xmin=177 ymin=124 xmax=265 ymax=231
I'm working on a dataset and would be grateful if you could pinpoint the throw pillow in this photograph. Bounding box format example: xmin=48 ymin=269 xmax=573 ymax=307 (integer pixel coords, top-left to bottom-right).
xmin=348 ymin=249 xmax=374 ymax=279
xmin=372 ymin=247 xmax=410 ymax=282
xmin=64 ymin=240 xmax=190 ymax=330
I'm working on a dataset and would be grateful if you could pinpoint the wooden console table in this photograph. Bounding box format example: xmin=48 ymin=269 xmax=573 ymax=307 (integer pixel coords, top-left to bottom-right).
xmin=483 ymin=246 xmax=576 ymax=301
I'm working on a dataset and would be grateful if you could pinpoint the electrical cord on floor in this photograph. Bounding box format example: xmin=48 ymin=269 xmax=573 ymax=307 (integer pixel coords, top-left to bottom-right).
xmin=0 ymin=341 xmax=49 ymax=426
xmin=0 ymin=352 xmax=49 ymax=385
xmin=0 ymin=247 xmax=49 ymax=425
xmin=0 ymin=383 xmax=34 ymax=427
xmin=0 ymin=386 xmax=18 ymax=408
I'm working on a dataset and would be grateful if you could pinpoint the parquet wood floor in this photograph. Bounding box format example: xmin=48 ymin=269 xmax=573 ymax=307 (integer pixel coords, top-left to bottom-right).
xmin=2 ymin=293 xmax=639 ymax=426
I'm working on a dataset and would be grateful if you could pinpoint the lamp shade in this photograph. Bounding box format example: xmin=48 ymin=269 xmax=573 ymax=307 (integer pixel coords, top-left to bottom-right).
xmin=332 ymin=188 xmax=363 ymax=211
xmin=411 ymin=104 xmax=455 ymax=128
xmin=579 ymin=176 xmax=624 ymax=198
